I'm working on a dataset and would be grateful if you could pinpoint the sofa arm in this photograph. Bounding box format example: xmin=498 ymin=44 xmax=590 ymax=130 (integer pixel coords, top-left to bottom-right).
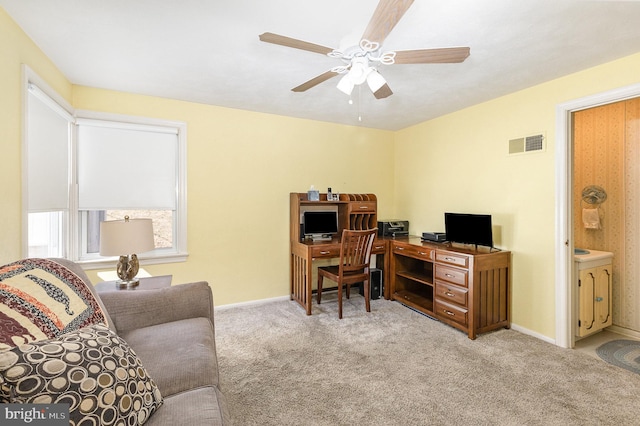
xmin=97 ymin=281 xmax=215 ymax=334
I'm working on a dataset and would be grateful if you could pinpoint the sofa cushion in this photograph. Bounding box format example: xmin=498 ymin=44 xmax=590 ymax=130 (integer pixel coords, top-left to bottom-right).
xmin=0 ymin=323 xmax=163 ymax=425
xmin=0 ymin=258 xmax=108 ymax=350
xmin=145 ymin=386 xmax=228 ymax=426
xmin=121 ymin=317 xmax=219 ymax=397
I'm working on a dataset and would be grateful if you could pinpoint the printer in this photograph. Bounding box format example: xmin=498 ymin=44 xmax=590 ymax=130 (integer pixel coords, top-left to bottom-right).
xmin=378 ymin=220 xmax=409 ymax=237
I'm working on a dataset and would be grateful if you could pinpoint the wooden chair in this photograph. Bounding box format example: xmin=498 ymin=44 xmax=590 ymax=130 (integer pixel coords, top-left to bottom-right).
xmin=317 ymin=228 xmax=377 ymax=319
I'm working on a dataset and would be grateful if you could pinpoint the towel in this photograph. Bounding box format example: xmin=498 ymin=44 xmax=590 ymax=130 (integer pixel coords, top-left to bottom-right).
xmin=582 ymin=208 xmax=600 ymax=229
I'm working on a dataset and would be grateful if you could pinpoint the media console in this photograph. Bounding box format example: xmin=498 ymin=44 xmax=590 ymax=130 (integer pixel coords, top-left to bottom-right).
xmin=390 ymin=236 xmax=510 ymax=339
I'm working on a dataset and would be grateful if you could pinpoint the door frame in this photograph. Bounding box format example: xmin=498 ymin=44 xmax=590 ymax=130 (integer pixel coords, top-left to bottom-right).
xmin=555 ymin=82 xmax=640 ymax=348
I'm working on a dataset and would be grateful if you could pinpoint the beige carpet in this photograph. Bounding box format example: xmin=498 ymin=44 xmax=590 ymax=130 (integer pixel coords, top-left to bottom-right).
xmin=215 ymin=294 xmax=640 ymax=425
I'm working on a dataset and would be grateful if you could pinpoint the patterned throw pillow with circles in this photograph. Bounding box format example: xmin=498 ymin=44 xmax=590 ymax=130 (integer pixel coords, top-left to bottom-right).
xmin=0 ymin=323 xmax=163 ymax=426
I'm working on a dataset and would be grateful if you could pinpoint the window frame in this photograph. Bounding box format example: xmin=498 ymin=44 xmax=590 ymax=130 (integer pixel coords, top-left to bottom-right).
xmin=22 ymin=66 xmax=188 ymax=269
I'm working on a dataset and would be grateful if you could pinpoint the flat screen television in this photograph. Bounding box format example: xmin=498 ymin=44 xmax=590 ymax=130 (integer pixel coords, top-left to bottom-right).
xmin=444 ymin=212 xmax=493 ymax=248
xmin=303 ymin=211 xmax=338 ymax=240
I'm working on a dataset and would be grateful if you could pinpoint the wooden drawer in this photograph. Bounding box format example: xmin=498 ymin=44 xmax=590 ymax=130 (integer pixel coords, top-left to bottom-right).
xmin=435 ymin=299 xmax=468 ymax=327
xmin=393 ymin=243 xmax=433 ymax=261
xmin=372 ymin=240 xmax=386 ymax=254
xmin=435 ymin=251 xmax=469 ymax=268
xmin=434 ymin=264 xmax=468 ymax=287
xmin=310 ymin=246 xmax=340 ymax=259
xmin=349 ymin=201 xmax=376 ymax=213
xmin=435 ymin=281 xmax=468 ymax=307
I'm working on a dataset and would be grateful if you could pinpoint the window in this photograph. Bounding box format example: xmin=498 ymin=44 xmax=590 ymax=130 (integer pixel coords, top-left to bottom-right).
xmin=23 ymin=73 xmax=73 ymax=258
xmin=75 ymin=114 xmax=187 ymax=264
xmin=23 ymin=67 xmax=187 ymax=267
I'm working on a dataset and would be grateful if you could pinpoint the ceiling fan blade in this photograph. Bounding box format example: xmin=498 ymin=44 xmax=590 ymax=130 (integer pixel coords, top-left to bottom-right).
xmin=259 ymin=32 xmax=334 ymax=55
xmin=393 ymin=47 xmax=470 ymax=64
xmin=362 ymin=0 xmax=415 ymax=45
xmin=292 ymin=70 xmax=339 ymax=92
xmin=373 ymin=83 xmax=393 ymax=99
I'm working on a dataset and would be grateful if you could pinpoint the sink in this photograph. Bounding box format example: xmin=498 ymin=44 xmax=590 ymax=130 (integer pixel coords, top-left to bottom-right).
xmin=574 ymin=248 xmax=590 ymax=255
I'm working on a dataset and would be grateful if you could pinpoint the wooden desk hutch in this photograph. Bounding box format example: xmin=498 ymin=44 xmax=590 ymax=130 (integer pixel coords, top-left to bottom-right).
xmin=289 ymin=192 xmax=511 ymax=340
xmin=290 ymin=192 xmax=387 ymax=315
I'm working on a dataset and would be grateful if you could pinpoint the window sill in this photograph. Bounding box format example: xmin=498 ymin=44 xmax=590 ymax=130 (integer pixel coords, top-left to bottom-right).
xmin=78 ymin=252 xmax=188 ymax=270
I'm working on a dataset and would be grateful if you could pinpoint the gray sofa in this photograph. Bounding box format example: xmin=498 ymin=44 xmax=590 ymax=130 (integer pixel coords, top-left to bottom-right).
xmin=56 ymin=259 xmax=230 ymax=425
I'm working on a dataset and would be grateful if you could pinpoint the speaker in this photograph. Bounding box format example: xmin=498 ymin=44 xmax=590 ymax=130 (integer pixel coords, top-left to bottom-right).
xmin=359 ymin=268 xmax=383 ymax=300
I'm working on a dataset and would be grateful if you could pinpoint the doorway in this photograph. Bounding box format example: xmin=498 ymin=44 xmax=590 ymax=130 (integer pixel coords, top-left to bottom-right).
xmin=556 ymin=83 xmax=640 ymax=349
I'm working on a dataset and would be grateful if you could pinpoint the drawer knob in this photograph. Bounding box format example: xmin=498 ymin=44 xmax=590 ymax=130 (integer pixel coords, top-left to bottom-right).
xmin=444 ymin=310 xmax=455 ymax=316
xmin=375 ymin=246 xmax=383 ymax=250
xmin=359 ymin=206 xmax=368 ymax=209
xmin=320 ymin=251 xmax=330 ymax=255
xmin=396 ymin=247 xmax=404 ymax=250
xmin=445 ymin=273 xmax=455 ymax=278
xmin=445 ymin=292 xmax=455 ymax=298
xmin=418 ymin=251 xmax=427 ymax=255
xmin=445 ymin=257 xmax=455 ymax=261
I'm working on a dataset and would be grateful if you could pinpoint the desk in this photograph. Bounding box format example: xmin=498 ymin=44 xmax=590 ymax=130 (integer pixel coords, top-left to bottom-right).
xmin=290 ymin=237 xmax=389 ymax=315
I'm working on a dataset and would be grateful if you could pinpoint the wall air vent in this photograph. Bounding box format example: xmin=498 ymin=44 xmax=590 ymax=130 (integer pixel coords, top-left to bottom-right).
xmin=508 ymin=133 xmax=545 ymax=155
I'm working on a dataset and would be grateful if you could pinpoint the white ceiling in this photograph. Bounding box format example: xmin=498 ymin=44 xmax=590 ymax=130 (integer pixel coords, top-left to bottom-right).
xmin=3 ymin=0 xmax=640 ymax=130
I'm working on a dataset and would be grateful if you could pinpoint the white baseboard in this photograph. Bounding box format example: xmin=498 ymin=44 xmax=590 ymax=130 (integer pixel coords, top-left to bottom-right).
xmin=509 ymin=323 xmax=556 ymax=345
xmin=216 ymin=295 xmax=290 ymax=311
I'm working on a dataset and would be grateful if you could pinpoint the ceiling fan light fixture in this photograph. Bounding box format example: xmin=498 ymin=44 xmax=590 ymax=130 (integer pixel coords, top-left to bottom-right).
xmin=337 ymin=74 xmax=355 ymax=95
xmin=366 ymin=70 xmax=386 ymax=92
xmin=348 ymin=57 xmax=370 ymax=85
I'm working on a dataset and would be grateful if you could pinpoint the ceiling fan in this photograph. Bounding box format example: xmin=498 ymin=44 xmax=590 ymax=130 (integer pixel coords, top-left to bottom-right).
xmin=259 ymin=0 xmax=470 ymax=99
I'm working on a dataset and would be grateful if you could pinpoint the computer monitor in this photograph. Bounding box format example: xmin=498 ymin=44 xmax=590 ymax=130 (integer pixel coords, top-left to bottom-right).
xmin=444 ymin=212 xmax=493 ymax=248
xmin=303 ymin=211 xmax=338 ymax=240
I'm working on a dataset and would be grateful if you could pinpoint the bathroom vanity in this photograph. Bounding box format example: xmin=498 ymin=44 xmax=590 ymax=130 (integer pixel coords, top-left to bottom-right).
xmin=574 ymin=249 xmax=613 ymax=337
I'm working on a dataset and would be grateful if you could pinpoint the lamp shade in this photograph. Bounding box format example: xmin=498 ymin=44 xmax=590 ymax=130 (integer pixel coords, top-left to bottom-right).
xmin=99 ymin=218 xmax=155 ymax=256
xmin=366 ymin=70 xmax=386 ymax=92
xmin=337 ymin=74 xmax=355 ymax=95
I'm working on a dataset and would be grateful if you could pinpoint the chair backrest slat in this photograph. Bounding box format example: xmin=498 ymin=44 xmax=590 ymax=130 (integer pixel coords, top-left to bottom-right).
xmin=339 ymin=229 xmax=377 ymax=274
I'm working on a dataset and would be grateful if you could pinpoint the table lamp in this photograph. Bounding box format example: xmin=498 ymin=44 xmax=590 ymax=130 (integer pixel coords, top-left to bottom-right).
xmin=99 ymin=216 xmax=155 ymax=288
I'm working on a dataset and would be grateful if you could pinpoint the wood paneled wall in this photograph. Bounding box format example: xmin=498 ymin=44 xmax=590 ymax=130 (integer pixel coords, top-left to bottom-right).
xmin=573 ymin=97 xmax=640 ymax=331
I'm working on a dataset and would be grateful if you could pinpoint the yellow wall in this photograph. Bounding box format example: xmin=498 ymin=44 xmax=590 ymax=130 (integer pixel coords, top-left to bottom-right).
xmin=394 ymin=52 xmax=640 ymax=338
xmin=0 ymin=8 xmax=72 ymax=262
xmin=71 ymin=87 xmax=395 ymax=304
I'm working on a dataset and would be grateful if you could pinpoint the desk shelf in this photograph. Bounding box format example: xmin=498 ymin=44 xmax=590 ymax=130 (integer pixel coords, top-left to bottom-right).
xmin=396 ymin=270 xmax=433 ymax=287
xmin=393 ymin=289 xmax=434 ymax=313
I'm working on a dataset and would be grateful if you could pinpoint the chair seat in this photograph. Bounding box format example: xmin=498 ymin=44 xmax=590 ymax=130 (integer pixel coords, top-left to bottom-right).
xmin=318 ymin=265 xmax=368 ymax=284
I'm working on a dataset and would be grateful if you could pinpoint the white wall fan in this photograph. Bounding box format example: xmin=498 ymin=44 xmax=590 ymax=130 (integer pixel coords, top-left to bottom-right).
xmin=259 ymin=0 xmax=470 ymax=99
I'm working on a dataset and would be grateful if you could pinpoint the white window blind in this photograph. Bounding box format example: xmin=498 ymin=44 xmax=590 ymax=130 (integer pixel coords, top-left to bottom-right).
xmin=27 ymin=84 xmax=72 ymax=212
xmin=77 ymin=120 xmax=178 ymax=210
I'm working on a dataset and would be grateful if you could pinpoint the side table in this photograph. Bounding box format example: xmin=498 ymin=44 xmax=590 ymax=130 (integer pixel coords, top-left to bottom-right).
xmin=94 ymin=275 xmax=172 ymax=293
